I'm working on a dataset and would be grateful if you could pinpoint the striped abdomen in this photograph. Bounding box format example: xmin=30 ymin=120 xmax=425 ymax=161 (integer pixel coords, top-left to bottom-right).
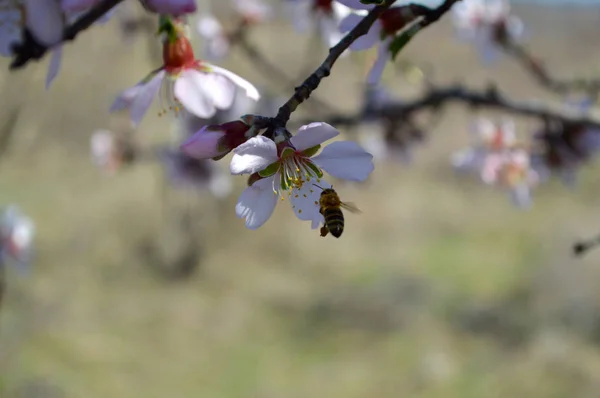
xmin=323 ymin=208 xmax=344 ymax=238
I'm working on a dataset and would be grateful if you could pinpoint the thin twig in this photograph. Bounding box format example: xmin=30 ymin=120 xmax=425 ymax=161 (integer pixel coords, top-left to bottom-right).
xmin=10 ymin=0 xmax=125 ymax=70
xmin=502 ymin=41 xmax=600 ymax=97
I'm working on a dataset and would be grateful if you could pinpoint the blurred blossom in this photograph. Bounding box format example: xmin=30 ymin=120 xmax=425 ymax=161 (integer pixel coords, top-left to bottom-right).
xmin=162 ymin=150 xmax=233 ymax=198
xmin=231 ymin=122 xmax=374 ymax=230
xmin=0 ymin=205 xmax=35 ymax=273
xmin=338 ymin=1 xmax=419 ymax=83
xmin=139 ymin=0 xmax=197 ymax=16
xmin=480 ymin=149 xmax=539 ymax=208
xmin=451 ymin=0 xmax=523 ymax=64
xmin=233 ymin=0 xmax=272 ymax=24
xmin=90 ymin=129 xmax=136 ymax=174
xmin=451 ymin=117 xmax=517 ymax=173
xmin=285 ymin=0 xmax=352 ymax=49
xmin=196 ymin=14 xmax=230 ymax=61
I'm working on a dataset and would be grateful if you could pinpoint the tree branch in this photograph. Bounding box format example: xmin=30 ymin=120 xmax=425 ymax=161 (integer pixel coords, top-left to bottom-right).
xmin=10 ymin=0 xmax=125 ymax=70
xmin=299 ymin=84 xmax=600 ymax=129
xmin=270 ymin=0 xmax=461 ymax=128
xmin=228 ymin=22 xmax=340 ymax=116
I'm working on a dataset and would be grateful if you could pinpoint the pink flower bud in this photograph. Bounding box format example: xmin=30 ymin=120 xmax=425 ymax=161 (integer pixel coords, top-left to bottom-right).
xmin=139 ymin=0 xmax=197 ymax=16
xmin=180 ymin=120 xmax=251 ymax=160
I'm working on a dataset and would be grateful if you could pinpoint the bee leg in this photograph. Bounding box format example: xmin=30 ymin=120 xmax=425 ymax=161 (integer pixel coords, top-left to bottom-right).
xmin=320 ymin=226 xmax=329 ymax=237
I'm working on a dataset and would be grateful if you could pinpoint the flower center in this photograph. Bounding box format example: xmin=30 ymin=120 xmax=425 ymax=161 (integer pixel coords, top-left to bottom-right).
xmin=378 ymin=8 xmax=408 ymax=35
xmin=163 ymin=35 xmax=196 ymax=72
xmin=312 ymin=0 xmax=334 ymax=14
xmin=275 ymin=148 xmax=323 ymax=194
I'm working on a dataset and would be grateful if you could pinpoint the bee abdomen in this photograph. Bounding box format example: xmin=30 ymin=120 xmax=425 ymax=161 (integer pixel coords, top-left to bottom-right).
xmin=323 ymin=209 xmax=344 ymax=238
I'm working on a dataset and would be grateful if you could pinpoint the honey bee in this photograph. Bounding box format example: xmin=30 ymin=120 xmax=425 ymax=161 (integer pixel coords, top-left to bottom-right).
xmin=314 ymin=185 xmax=361 ymax=238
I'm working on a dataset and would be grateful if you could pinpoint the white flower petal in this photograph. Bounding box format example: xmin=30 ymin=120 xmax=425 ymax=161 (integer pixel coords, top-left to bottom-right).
xmin=174 ymin=69 xmax=216 ymax=118
xmin=290 ymin=122 xmax=340 ymax=152
xmin=286 ymin=0 xmax=312 ymax=33
xmin=289 ymin=178 xmax=329 ymax=221
xmin=366 ymin=40 xmax=390 ymax=85
xmin=338 ymin=12 xmax=363 ymax=33
xmin=201 ymin=72 xmax=236 ymax=109
xmin=24 ymin=0 xmax=63 ymax=47
xmin=235 ymin=177 xmax=278 ymax=229
xmin=350 ymin=22 xmax=381 ymax=51
xmin=311 ymin=215 xmax=323 ymax=230
xmin=209 ymin=64 xmax=260 ymax=101
xmin=230 ymin=136 xmax=278 ymax=175
xmin=312 ymin=141 xmax=374 ymax=181
xmin=130 ymin=70 xmax=165 ymax=127
xmin=336 ymin=0 xmax=374 ymax=10
xmin=45 ymin=45 xmax=62 ymax=90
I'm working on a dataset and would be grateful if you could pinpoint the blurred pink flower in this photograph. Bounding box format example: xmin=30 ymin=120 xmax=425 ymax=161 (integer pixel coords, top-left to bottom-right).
xmin=139 ymin=0 xmax=196 ymax=16
xmin=286 ymin=0 xmax=352 ymax=48
xmin=452 ymin=0 xmax=524 ymax=64
xmin=480 ymin=149 xmax=539 ymax=208
xmin=338 ymin=1 xmax=416 ymax=83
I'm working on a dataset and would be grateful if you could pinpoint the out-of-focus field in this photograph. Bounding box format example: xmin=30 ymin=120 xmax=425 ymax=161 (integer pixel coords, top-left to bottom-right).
xmin=3 ymin=3 xmax=600 ymax=397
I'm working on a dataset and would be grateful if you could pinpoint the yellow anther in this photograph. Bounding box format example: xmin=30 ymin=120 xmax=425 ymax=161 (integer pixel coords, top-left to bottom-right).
xmin=298 ymin=209 xmax=302 ymax=214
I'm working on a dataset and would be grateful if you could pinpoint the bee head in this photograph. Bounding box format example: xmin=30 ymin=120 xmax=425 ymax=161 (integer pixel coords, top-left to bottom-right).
xmin=313 ymin=184 xmax=335 ymax=197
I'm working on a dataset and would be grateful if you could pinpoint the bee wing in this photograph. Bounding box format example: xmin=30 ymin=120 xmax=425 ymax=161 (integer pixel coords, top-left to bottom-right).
xmin=340 ymin=202 xmax=361 ymax=214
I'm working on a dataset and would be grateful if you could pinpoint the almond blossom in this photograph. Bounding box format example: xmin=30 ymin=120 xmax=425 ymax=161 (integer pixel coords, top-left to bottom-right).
xmin=451 ymin=117 xmax=517 ymax=173
xmin=110 ymin=18 xmax=260 ymax=127
xmin=285 ymin=0 xmax=352 ymax=48
xmin=337 ymin=0 xmax=415 ymax=83
xmin=480 ymin=148 xmax=539 ymax=208
xmin=451 ymin=0 xmax=524 ymax=64
xmin=230 ymin=122 xmax=374 ymax=229
xmin=0 ymin=205 xmax=35 ymax=273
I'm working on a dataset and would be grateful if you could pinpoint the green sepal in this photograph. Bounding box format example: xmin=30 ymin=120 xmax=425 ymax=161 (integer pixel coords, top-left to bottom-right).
xmin=157 ymin=15 xmax=178 ymax=43
xmin=300 ymin=144 xmax=321 ymax=158
xmin=279 ymin=147 xmax=296 ymax=159
xmin=360 ymin=0 xmax=385 ymax=4
xmin=258 ymin=162 xmax=280 ymax=178
xmin=305 ymin=162 xmax=324 ymax=179
xmin=389 ymin=24 xmax=421 ymax=61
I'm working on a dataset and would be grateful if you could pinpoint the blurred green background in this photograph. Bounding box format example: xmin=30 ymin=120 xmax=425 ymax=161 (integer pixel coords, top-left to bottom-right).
xmin=3 ymin=1 xmax=600 ymax=397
